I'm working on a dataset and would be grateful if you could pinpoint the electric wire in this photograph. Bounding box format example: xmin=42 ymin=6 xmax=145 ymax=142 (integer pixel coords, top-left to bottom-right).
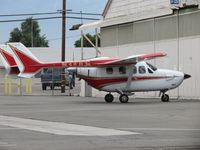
xmin=0 ymin=16 xmax=100 ymax=23
xmin=0 ymin=11 xmax=102 ymax=17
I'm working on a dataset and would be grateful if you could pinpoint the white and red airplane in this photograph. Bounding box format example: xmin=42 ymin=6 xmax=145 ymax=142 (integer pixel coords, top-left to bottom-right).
xmin=0 ymin=45 xmax=19 ymax=77
xmin=7 ymin=42 xmax=191 ymax=103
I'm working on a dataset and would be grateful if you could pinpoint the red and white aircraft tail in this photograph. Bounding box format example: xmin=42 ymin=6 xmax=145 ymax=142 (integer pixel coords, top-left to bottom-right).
xmin=8 ymin=43 xmax=44 ymax=78
xmin=0 ymin=45 xmax=19 ymax=75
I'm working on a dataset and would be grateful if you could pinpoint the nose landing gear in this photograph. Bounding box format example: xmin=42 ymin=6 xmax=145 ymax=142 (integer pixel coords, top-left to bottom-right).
xmin=160 ymin=90 xmax=169 ymax=102
xmin=161 ymin=94 xmax=169 ymax=102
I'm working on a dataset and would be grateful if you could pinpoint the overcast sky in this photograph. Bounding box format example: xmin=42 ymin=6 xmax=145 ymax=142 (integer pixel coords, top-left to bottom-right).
xmin=0 ymin=0 xmax=107 ymax=48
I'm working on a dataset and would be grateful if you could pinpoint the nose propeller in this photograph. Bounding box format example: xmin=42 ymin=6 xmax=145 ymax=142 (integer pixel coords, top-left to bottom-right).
xmin=184 ymin=74 xmax=191 ymax=80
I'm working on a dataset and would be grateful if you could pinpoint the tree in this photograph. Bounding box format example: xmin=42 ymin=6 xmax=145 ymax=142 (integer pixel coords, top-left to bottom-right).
xmin=74 ymin=33 xmax=100 ymax=47
xmin=9 ymin=17 xmax=49 ymax=47
xmin=9 ymin=28 xmax=22 ymax=42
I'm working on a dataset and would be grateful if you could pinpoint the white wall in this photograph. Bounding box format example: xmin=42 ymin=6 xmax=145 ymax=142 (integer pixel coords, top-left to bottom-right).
xmin=29 ymin=47 xmax=96 ymax=62
xmin=178 ymin=36 xmax=200 ymax=99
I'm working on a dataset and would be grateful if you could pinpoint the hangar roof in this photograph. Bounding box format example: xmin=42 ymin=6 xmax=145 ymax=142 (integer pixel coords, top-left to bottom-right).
xmin=80 ymin=0 xmax=200 ymax=30
xmin=81 ymin=0 xmax=173 ymax=29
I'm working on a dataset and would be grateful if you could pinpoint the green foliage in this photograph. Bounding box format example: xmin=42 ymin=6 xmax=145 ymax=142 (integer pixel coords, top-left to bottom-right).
xmin=9 ymin=28 xmax=22 ymax=42
xmin=74 ymin=33 xmax=100 ymax=47
xmin=9 ymin=17 xmax=49 ymax=47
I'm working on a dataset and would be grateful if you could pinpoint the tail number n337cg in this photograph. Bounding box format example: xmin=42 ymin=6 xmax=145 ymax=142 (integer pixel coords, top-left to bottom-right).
xmin=7 ymin=43 xmax=191 ymax=103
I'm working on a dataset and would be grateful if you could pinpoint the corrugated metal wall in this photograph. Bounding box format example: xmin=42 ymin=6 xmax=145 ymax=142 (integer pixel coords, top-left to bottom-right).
xmin=99 ymin=9 xmax=200 ymax=99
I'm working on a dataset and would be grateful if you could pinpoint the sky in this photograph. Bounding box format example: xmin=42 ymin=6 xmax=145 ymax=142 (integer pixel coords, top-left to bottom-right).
xmin=0 ymin=0 xmax=107 ymax=48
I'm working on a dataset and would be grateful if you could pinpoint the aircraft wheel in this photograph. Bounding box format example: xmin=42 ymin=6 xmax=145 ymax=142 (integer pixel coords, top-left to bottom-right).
xmin=119 ymin=94 xmax=129 ymax=103
xmin=104 ymin=94 xmax=114 ymax=103
xmin=161 ymin=94 xmax=169 ymax=102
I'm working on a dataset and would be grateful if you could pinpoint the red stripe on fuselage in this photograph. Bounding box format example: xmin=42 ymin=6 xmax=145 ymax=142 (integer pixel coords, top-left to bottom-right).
xmin=78 ymin=75 xmax=167 ymax=89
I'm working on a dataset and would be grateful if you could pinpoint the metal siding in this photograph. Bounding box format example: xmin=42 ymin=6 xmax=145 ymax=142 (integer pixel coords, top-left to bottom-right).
xmin=101 ymin=26 xmax=118 ymax=47
xmin=179 ymin=11 xmax=200 ymax=37
xmin=179 ymin=37 xmax=200 ymax=99
xmin=155 ymin=16 xmax=178 ymax=41
xmin=133 ymin=20 xmax=154 ymax=43
xmin=118 ymin=23 xmax=133 ymax=45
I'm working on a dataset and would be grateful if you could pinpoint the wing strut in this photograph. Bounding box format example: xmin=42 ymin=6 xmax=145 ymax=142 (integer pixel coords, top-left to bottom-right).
xmin=125 ymin=65 xmax=134 ymax=91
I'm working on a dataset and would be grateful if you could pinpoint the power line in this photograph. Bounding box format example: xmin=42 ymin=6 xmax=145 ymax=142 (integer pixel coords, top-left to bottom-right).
xmin=0 ymin=16 xmax=100 ymax=23
xmin=68 ymin=11 xmax=102 ymax=16
xmin=0 ymin=12 xmax=59 ymax=17
xmin=0 ymin=11 xmax=102 ymax=17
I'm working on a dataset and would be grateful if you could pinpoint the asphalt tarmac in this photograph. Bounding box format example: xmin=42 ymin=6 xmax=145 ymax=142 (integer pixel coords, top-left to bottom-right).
xmin=0 ymin=96 xmax=199 ymax=150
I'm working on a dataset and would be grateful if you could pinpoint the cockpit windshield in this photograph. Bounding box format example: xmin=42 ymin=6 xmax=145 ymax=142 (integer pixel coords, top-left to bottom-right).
xmin=146 ymin=63 xmax=157 ymax=71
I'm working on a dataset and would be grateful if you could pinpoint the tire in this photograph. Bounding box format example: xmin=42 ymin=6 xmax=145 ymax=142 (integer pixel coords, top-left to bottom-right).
xmin=42 ymin=84 xmax=47 ymax=90
xmin=104 ymin=94 xmax=114 ymax=103
xmin=119 ymin=94 xmax=129 ymax=103
xmin=161 ymin=94 xmax=169 ymax=102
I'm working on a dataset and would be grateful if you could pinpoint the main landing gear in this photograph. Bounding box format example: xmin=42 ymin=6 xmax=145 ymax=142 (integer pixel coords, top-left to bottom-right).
xmin=104 ymin=93 xmax=114 ymax=103
xmin=104 ymin=93 xmax=129 ymax=103
xmin=119 ymin=94 xmax=129 ymax=103
xmin=160 ymin=90 xmax=169 ymax=102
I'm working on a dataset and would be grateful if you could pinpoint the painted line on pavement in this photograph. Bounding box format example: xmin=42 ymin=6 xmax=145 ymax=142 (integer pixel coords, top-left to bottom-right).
xmin=0 ymin=141 xmax=16 ymax=147
xmin=118 ymin=128 xmax=200 ymax=131
xmin=0 ymin=115 xmax=141 ymax=136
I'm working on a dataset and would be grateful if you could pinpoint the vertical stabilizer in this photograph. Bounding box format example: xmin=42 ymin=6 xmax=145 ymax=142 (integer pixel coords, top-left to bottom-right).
xmin=8 ymin=43 xmax=43 ymax=78
xmin=0 ymin=45 xmax=16 ymax=69
xmin=0 ymin=45 xmax=19 ymax=76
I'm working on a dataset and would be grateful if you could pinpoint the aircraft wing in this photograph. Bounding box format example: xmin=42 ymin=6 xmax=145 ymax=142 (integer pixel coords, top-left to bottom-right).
xmin=95 ymin=53 xmax=166 ymax=66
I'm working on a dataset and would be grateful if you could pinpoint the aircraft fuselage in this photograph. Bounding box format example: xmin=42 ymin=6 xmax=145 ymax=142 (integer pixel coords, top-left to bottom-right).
xmin=77 ymin=62 xmax=186 ymax=93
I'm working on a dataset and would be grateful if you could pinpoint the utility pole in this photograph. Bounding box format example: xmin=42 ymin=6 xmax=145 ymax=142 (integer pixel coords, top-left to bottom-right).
xmin=61 ymin=0 xmax=66 ymax=93
xmin=31 ymin=19 xmax=33 ymax=47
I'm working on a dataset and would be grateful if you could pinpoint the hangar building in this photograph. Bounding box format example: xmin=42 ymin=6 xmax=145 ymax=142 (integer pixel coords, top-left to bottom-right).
xmin=82 ymin=0 xmax=200 ymax=99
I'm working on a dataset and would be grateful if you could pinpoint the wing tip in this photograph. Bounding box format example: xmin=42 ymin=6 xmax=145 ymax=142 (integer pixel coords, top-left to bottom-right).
xmin=140 ymin=52 xmax=167 ymax=59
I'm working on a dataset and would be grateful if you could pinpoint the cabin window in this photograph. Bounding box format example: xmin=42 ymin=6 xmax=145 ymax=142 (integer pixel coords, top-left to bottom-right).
xmin=119 ymin=67 xmax=126 ymax=74
xmin=148 ymin=68 xmax=153 ymax=74
xmin=106 ymin=67 xmax=113 ymax=74
xmin=146 ymin=63 xmax=157 ymax=71
xmin=139 ymin=66 xmax=146 ymax=74
xmin=133 ymin=66 xmax=137 ymax=74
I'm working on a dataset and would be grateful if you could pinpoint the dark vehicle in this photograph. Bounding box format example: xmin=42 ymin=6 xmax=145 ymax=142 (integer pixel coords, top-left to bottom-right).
xmin=41 ymin=68 xmax=74 ymax=90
